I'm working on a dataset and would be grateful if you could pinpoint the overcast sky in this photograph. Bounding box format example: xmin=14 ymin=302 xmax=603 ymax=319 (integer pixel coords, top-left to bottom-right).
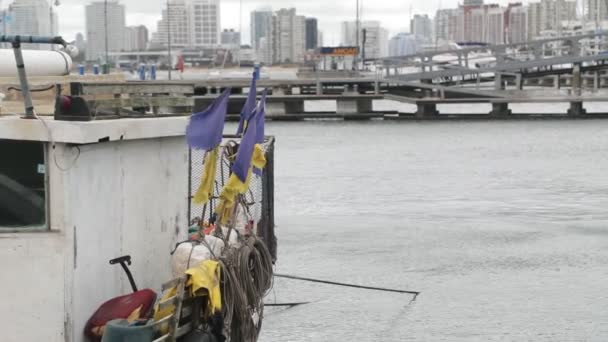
xmin=44 ymin=0 xmax=525 ymax=45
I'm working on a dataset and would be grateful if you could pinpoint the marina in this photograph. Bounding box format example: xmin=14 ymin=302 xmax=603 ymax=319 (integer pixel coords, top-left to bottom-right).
xmin=1 ymin=25 xmax=608 ymax=342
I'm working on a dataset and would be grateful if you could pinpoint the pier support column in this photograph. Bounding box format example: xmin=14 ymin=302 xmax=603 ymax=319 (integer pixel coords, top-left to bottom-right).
xmin=594 ymin=72 xmax=599 ymax=92
xmin=494 ymin=73 xmax=505 ymax=91
xmin=285 ymin=100 xmax=305 ymax=114
xmin=515 ymin=74 xmax=523 ymax=90
xmin=415 ymin=103 xmax=439 ymax=119
xmin=337 ymin=98 xmax=373 ymax=114
xmin=227 ymin=99 xmax=246 ymax=115
xmin=567 ymin=101 xmax=586 ymax=117
xmin=489 ymin=102 xmax=511 ymax=117
xmin=572 ymin=63 xmax=582 ymax=96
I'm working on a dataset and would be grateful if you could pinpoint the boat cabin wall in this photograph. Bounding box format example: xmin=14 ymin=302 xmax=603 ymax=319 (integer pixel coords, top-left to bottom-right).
xmin=0 ymin=136 xmax=190 ymax=342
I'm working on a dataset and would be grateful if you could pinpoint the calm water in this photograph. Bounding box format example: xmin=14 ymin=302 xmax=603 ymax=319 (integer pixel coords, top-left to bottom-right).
xmin=259 ymin=120 xmax=608 ymax=341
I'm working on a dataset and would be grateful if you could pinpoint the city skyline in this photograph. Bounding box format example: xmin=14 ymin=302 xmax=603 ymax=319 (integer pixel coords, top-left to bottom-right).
xmin=7 ymin=0 xmax=535 ymax=46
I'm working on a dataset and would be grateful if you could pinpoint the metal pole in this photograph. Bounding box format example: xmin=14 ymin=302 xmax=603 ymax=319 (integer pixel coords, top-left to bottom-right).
xmin=12 ymin=40 xmax=35 ymax=118
xmin=167 ymin=0 xmax=172 ymax=80
xmin=355 ymin=0 xmax=359 ymax=71
xmin=104 ymin=0 xmax=109 ymax=73
xmin=238 ymin=0 xmax=242 ymax=67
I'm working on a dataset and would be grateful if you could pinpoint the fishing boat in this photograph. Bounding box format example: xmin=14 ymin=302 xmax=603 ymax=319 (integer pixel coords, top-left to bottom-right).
xmin=0 ymin=35 xmax=276 ymax=342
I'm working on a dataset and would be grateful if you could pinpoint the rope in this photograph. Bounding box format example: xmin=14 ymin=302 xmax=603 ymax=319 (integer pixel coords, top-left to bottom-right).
xmin=8 ymin=84 xmax=55 ymax=93
xmin=216 ymin=236 xmax=274 ymax=342
xmin=274 ymin=274 xmax=420 ymax=300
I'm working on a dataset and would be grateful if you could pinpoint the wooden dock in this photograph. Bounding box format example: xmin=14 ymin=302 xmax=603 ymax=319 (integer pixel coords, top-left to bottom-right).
xmin=23 ymin=79 xmax=608 ymax=121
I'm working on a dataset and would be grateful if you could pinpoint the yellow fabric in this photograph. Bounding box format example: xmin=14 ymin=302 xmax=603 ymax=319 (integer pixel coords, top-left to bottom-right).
xmin=193 ymin=147 xmax=219 ymax=205
xmin=153 ymin=286 xmax=177 ymax=335
xmin=215 ymin=144 xmax=267 ymax=224
xmin=185 ymin=260 xmax=222 ymax=314
xmin=126 ymin=306 xmax=143 ymax=322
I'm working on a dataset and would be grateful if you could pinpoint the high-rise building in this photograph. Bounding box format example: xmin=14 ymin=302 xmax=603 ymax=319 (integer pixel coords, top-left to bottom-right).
xmin=410 ymin=14 xmax=433 ymax=43
xmin=250 ymin=8 xmax=273 ymax=50
xmin=272 ymin=8 xmax=306 ymax=64
xmin=464 ymin=0 xmax=484 ymax=6
xmin=528 ymin=2 xmax=542 ymax=40
xmin=508 ymin=5 xmax=528 ymax=43
xmin=341 ymin=21 xmax=358 ymax=46
xmin=124 ymin=25 xmax=148 ymax=51
xmin=221 ymin=29 xmax=241 ymax=47
xmin=435 ymin=8 xmax=461 ymax=43
xmin=389 ymin=33 xmax=418 ymax=56
xmin=526 ymin=0 xmax=576 ymax=37
xmin=587 ymin=0 xmax=608 ymax=22
xmin=6 ymin=0 xmax=58 ymax=50
xmin=257 ymin=36 xmax=273 ymax=65
xmin=486 ymin=6 xmax=506 ymax=44
xmin=341 ymin=20 xmax=389 ymax=59
xmin=469 ymin=7 xmax=488 ymax=43
xmin=150 ymin=0 xmax=220 ymax=49
xmin=75 ymin=32 xmax=86 ymax=51
xmin=85 ymin=0 xmax=126 ymax=61
xmin=305 ymin=18 xmax=318 ymax=50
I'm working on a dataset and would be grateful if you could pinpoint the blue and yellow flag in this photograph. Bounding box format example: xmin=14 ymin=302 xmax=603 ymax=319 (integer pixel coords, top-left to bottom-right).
xmin=252 ymin=90 xmax=267 ymax=176
xmin=187 ymin=88 xmax=230 ymax=205
xmin=186 ymin=88 xmax=230 ymax=150
xmin=256 ymin=89 xmax=267 ymax=144
xmin=236 ymin=73 xmax=257 ymax=135
xmin=216 ymin=110 xmax=266 ymax=223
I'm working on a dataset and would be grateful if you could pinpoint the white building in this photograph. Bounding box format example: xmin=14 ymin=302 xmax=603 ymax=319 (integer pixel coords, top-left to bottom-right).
xmin=526 ymin=0 xmax=577 ymax=39
xmin=389 ymin=32 xmax=418 ymax=56
xmin=528 ymin=1 xmax=542 ymax=40
xmin=124 ymin=25 xmax=148 ymax=51
xmin=410 ymin=14 xmax=433 ymax=44
xmin=85 ymin=0 xmax=126 ymax=61
xmin=221 ymin=29 xmax=241 ymax=47
xmin=272 ymin=8 xmax=306 ymax=64
xmin=341 ymin=20 xmax=389 ymax=59
xmin=508 ymin=5 xmax=528 ymax=43
xmin=435 ymin=8 xmax=461 ymax=43
xmin=470 ymin=7 xmax=488 ymax=43
xmin=6 ymin=0 xmax=58 ymax=50
xmin=257 ymin=36 xmax=273 ymax=65
xmin=250 ymin=8 xmax=273 ymax=51
xmin=587 ymin=0 xmax=608 ymax=22
xmin=150 ymin=0 xmax=220 ymax=49
xmin=486 ymin=6 xmax=506 ymax=44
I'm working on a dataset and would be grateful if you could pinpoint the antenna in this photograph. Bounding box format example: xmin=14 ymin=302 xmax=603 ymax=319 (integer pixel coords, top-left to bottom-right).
xmin=238 ymin=0 xmax=242 ymax=67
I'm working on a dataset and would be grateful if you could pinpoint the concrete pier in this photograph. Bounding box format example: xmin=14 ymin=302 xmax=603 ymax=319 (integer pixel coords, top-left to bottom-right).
xmin=415 ymin=103 xmax=439 ymax=118
xmin=489 ymin=102 xmax=512 ymax=117
xmin=337 ymin=98 xmax=373 ymax=114
xmin=265 ymin=100 xmax=305 ymax=116
xmin=567 ymin=101 xmax=586 ymax=116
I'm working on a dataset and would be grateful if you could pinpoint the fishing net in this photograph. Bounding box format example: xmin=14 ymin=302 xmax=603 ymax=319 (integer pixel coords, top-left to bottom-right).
xmin=187 ymin=136 xmax=277 ymax=342
xmin=188 ymin=136 xmax=276 ymax=261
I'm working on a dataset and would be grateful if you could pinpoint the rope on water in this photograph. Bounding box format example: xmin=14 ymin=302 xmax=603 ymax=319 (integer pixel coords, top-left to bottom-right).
xmin=275 ymin=274 xmax=420 ymax=300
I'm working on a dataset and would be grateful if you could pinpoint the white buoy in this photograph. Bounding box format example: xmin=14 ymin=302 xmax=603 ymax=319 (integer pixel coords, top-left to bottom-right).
xmin=0 ymin=49 xmax=72 ymax=77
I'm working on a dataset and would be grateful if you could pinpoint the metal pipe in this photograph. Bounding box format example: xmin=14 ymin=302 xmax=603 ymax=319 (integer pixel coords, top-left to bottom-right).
xmin=104 ymin=0 xmax=109 ymax=73
xmin=355 ymin=0 xmax=359 ymax=71
xmin=12 ymin=40 xmax=34 ymax=118
xmin=0 ymin=35 xmax=67 ymax=45
xmin=167 ymin=0 xmax=172 ymax=80
xmin=238 ymin=0 xmax=242 ymax=68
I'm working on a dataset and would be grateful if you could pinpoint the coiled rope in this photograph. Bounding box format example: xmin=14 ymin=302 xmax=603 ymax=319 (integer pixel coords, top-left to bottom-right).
xmin=214 ymin=233 xmax=274 ymax=342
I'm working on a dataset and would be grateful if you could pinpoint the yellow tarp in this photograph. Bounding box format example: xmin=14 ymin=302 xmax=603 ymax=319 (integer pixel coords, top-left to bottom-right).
xmin=193 ymin=147 xmax=220 ymax=205
xmin=185 ymin=260 xmax=222 ymax=314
